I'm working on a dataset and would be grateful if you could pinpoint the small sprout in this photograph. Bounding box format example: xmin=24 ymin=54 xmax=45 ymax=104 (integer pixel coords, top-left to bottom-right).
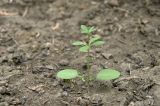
xmin=57 ymin=69 xmax=79 ymax=79
xmin=96 ymin=69 xmax=120 ymax=81
xmin=56 ymin=25 xmax=120 ymax=93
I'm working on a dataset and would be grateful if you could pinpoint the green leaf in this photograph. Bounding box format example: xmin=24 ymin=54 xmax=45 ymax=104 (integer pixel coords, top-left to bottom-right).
xmin=57 ymin=69 xmax=79 ymax=79
xmin=81 ymin=25 xmax=89 ymax=34
xmin=88 ymin=26 xmax=96 ymax=33
xmin=72 ymin=41 xmax=86 ymax=46
xmin=89 ymin=36 xmax=101 ymax=44
xmin=79 ymin=45 xmax=89 ymax=52
xmin=96 ymin=69 xmax=120 ymax=81
xmin=92 ymin=41 xmax=105 ymax=46
xmin=80 ymin=25 xmax=96 ymax=34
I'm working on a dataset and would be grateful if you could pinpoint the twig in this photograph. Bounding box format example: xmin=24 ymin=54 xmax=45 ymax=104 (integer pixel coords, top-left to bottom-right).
xmin=22 ymin=7 xmax=29 ymax=17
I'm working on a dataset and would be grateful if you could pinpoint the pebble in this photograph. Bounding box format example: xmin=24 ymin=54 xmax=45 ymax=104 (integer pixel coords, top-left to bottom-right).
xmin=0 ymin=86 xmax=6 ymax=94
xmin=0 ymin=80 xmax=8 ymax=86
xmin=105 ymin=0 xmax=119 ymax=6
xmin=59 ymin=59 xmax=69 ymax=66
xmin=11 ymin=98 xmax=21 ymax=105
xmin=101 ymin=61 xmax=113 ymax=68
xmin=101 ymin=53 xmax=113 ymax=60
xmin=95 ymin=48 xmax=102 ymax=53
xmin=43 ymin=42 xmax=52 ymax=48
xmin=120 ymin=62 xmax=131 ymax=72
xmin=0 ymin=102 xmax=9 ymax=106
xmin=61 ymin=101 xmax=69 ymax=105
xmin=91 ymin=94 xmax=103 ymax=105
xmin=45 ymin=65 xmax=55 ymax=70
xmin=43 ymin=72 xmax=53 ymax=78
xmin=0 ymin=56 xmax=8 ymax=63
xmin=77 ymin=97 xmax=90 ymax=106
xmin=7 ymin=47 xmax=15 ymax=53
xmin=141 ymin=19 xmax=149 ymax=24
xmin=61 ymin=91 xmax=68 ymax=97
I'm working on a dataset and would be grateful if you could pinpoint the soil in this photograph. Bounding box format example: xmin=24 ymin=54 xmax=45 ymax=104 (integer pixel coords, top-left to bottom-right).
xmin=0 ymin=0 xmax=160 ymax=106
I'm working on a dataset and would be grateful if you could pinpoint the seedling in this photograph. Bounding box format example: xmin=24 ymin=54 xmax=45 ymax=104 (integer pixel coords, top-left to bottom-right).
xmin=57 ymin=25 xmax=120 ymax=92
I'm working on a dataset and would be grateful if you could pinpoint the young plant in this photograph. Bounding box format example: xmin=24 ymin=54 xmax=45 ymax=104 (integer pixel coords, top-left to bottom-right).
xmin=56 ymin=25 xmax=120 ymax=92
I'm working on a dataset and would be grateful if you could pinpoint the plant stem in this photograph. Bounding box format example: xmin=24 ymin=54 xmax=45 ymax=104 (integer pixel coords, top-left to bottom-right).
xmin=86 ymin=50 xmax=90 ymax=93
xmin=86 ymin=34 xmax=91 ymax=93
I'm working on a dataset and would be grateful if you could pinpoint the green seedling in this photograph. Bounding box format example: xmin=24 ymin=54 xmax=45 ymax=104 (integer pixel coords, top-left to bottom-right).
xmin=57 ymin=25 xmax=120 ymax=92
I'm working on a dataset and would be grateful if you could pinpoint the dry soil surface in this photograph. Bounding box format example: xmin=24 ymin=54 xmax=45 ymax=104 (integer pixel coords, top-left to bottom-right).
xmin=0 ymin=0 xmax=160 ymax=106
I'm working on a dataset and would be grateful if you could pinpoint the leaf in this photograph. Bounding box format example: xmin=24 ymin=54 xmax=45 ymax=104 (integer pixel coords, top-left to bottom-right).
xmin=96 ymin=69 xmax=120 ymax=81
xmin=57 ymin=69 xmax=79 ymax=79
xmin=81 ymin=25 xmax=96 ymax=34
xmin=72 ymin=41 xmax=86 ymax=46
xmin=89 ymin=36 xmax=101 ymax=44
xmin=92 ymin=41 xmax=105 ymax=46
xmin=88 ymin=26 xmax=96 ymax=33
xmin=79 ymin=45 xmax=89 ymax=52
xmin=81 ymin=25 xmax=89 ymax=34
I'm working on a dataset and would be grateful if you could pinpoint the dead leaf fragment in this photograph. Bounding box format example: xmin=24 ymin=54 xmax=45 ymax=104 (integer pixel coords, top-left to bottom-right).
xmin=27 ymin=84 xmax=45 ymax=93
xmin=51 ymin=23 xmax=60 ymax=31
xmin=0 ymin=10 xmax=17 ymax=16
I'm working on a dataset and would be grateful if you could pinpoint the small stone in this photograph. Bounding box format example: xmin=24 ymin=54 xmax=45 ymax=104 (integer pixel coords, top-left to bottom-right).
xmin=0 ymin=102 xmax=9 ymax=106
xmin=91 ymin=94 xmax=103 ymax=105
xmin=101 ymin=53 xmax=113 ymax=60
xmin=61 ymin=101 xmax=69 ymax=105
xmin=0 ymin=56 xmax=8 ymax=63
xmin=0 ymin=86 xmax=6 ymax=94
xmin=45 ymin=65 xmax=55 ymax=70
xmin=43 ymin=72 xmax=53 ymax=78
xmin=0 ymin=80 xmax=8 ymax=86
xmin=142 ymin=19 xmax=149 ymax=24
xmin=43 ymin=42 xmax=52 ymax=48
xmin=95 ymin=48 xmax=102 ymax=53
xmin=101 ymin=61 xmax=113 ymax=68
xmin=128 ymin=102 xmax=134 ymax=106
xmin=61 ymin=91 xmax=68 ymax=97
xmin=59 ymin=59 xmax=69 ymax=66
xmin=106 ymin=0 xmax=119 ymax=6
xmin=77 ymin=97 xmax=90 ymax=106
xmin=7 ymin=47 xmax=15 ymax=53
xmin=120 ymin=62 xmax=132 ymax=74
xmin=11 ymin=98 xmax=21 ymax=105
xmin=26 ymin=53 xmax=32 ymax=60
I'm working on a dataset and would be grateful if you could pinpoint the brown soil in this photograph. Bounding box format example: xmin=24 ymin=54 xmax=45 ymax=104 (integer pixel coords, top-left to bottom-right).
xmin=0 ymin=0 xmax=160 ymax=106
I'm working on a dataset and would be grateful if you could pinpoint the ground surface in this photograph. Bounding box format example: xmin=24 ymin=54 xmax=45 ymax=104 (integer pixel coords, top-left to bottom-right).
xmin=0 ymin=0 xmax=160 ymax=106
